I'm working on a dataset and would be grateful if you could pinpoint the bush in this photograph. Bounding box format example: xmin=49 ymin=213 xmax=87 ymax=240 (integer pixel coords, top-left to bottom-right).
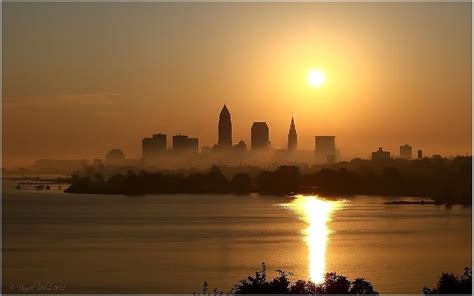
xmin=423 ymin=267 xmax=472 ymax=294
xmin=231 ymin=263 xmax=378 ymax=294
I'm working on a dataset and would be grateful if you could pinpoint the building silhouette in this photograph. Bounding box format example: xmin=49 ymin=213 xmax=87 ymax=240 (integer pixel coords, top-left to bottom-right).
xmin=372 ymin=147 xmax=391 ymax=161
xmin=251 ymin=122 xmax=270 ymax=150
xmin=173 ymin=135 xmax=199 ymax=153
xmin=188 ymin=138 xmax=199 ymax=153
xmin=142 ymin=138 xmax=153 ymax=159
xmin=399 ymin=144 xmax=412 ymax=159
xmin=288 ymin=116 xmax=297 ymax=151
xmin=142 ymin=133 xmax=166 ymax=159
xmin=234 ymin=140 xmax=247 ymax=151
xmin=315 ymin=136 xmax=336 ymax=163
xmin=218 ymin=105 xmax=232 ymax=149
xmin=173 ymin=135 xmax=189 ymax=151
xmin=418 ymin=149 xmax=423 ymax=159
xmin=153 ymin=133 xmax=166 ymax=149
xmin=105 ymin=149 xmax=125 ymax=165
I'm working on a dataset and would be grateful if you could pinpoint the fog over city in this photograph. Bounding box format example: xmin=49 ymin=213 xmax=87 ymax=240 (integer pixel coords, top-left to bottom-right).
xmin=3 ymin=2 xmax=471 ymax=169
xmin=3 ymin=2 xmax=472 ymax=295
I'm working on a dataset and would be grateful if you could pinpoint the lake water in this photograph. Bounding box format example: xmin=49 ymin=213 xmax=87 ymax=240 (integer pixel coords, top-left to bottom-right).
xmin=2 ymin=180 xmax=471 ymax=293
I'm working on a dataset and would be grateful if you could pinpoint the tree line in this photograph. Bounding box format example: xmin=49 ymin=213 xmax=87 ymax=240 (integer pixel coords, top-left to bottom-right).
xmin=65 ymin=156 xmax=471 ymax=205
xmin=195 ymin=263 xmax=471 ymax=294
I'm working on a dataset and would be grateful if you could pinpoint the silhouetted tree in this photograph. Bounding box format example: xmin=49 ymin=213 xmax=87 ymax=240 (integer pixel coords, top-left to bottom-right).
xmin=230 ymin=173 xmax=252 ymax=193
xmin=350 ymin=278 xmax=378 ymax=294
xmin=289 ymin=280 xmax=308 ymax=294
xmin=320 ymin=272 xmax=351 ymax=294
xmin=93 ymin=173 xmax=104 ymax=182
xmin=257 ymin=166 xmax=300 ymax=194
xmin=108 ymin=174 xmax=125 ymax=185
xmin=71 ymin=174 xmax=80 ymax=184
xmin=209 ymin=165 xmax=222 ymax=174
xmin=231 ymin=263 xmax=378 ymax=294
xmin=233 ymin=262 xmax=269 ymax=294
xmin=423 ymin=267 xmax=472 ymax=294
xmin=66 ymin=157 xmax=471 ymax=206
xmin=126 ymin=170 xmax=136 ymax=178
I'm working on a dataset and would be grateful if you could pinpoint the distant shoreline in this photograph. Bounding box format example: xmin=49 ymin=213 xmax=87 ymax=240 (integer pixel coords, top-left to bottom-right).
xmin=63 ymin=157 xmax=472 ymax=206
xmin=64 ymin=186 xmax=464 ymax=206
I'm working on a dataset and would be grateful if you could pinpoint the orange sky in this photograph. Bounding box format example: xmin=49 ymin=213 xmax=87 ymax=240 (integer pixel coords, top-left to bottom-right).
xmin=3 ymin=2 xmax=472 ymax=168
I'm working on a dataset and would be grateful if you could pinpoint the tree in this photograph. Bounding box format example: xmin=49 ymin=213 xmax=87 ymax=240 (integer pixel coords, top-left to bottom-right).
xmin=231 ymin=263 xmax=378 ymax=294
xmin=319 ymin=272 xmax=351 ymax=294
xmin=257 ymin=166 xmax=300 ymax=194
xmin=423 ymin=267 xmax=472 ymax=294
xmin=230 ymin=173 xmax=252 ymax=193
xmin=93 ymin=173 xmax=104 ymax=182
xmin=233 ymin=262 xmax=269 ymax=294
xmin=350 ymin=278 xmax=378 ymax=294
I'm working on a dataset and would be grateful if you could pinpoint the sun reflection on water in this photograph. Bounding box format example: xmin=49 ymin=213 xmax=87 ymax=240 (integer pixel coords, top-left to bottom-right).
xmin=282 ymin=195 xmax=342 ymax=283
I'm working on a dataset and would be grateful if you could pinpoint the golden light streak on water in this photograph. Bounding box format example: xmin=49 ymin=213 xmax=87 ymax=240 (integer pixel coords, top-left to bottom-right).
xmin=282 ymin=195 xmax=342 ymax=283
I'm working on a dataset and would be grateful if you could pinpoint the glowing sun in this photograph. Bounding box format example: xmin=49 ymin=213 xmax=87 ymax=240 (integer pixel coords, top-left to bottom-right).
xmin=308 ymin=69 xmax=326 ymax=87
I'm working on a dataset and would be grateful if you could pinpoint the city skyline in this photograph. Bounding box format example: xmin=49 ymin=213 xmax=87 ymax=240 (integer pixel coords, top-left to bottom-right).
xmin=134 ymin=104 xmax=425 ymax=165
xmin=3 ymin=2 xmax=471 ymax=168
xmin=5 ymin=101 xmax=469 ymax=169
xmin=3 ymin=2 xmax=472 ymax=294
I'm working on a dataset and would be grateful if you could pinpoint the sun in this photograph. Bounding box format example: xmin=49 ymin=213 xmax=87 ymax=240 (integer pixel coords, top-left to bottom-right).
xmin=307 ymin=69 xmax=326 ymax=87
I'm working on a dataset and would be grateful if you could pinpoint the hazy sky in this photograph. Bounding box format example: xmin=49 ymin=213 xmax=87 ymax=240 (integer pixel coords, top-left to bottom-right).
xmin=3 ymin=2 xmax=472 ymax=168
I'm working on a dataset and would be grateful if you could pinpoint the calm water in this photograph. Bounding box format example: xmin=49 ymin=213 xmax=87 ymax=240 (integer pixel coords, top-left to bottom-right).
xmin=2 ymin=180 xmax=471 ymax=293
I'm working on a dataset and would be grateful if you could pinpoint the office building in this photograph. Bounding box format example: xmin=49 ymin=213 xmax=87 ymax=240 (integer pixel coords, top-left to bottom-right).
xmin=372 ymin=147 xmax=391 ymax=161
xmin=142 ymin=133 xmax=166 ymax=160
xmin=173 ymin=135 xmax=190 ymax=151
xmin=400 ymin=144 xmax=412 ymax=159
xmin=188 ymin=138 xmax=199 ymax=153
xmin=288 ymin=116 xmax=297 ymax=151
xmin=218 ymin=105 xmax=232 ymax=149
xmin=173 ymin=135 xmax=199 ymax=153
xmin=251 ymin=122 xmax=270 ymax=150
xmin=315 ymin=136 xmax=336 ymax=163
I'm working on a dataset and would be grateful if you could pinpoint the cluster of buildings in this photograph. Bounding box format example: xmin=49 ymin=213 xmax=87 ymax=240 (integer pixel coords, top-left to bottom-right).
xmin=135 ymin=105 xmax=424 ymax=168
xmin=137 ymin=105 xmax=338 ymax=167
xmin=29 ymin=104 xmax=425 ymax=173
xmin=372 ymin=145 xmax=423 ymax=161
xmin=142 ymin=133 xmax=199 ymax=158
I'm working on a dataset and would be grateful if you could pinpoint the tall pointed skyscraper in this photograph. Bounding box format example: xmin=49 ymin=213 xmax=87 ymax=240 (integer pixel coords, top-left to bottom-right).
xmin=288 ymin=116 xmax=297 ymax=151
xmin=218 ymin=105 xmax=232 ymax=149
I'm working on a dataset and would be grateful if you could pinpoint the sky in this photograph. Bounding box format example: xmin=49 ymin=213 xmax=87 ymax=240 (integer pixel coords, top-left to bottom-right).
xmin=3 ymin=2 xmax=472 ymax=168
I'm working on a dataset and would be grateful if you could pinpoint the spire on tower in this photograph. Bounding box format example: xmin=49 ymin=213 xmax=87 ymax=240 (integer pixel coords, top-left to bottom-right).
xmin=288 ymin=114 xmax=297 ymax=151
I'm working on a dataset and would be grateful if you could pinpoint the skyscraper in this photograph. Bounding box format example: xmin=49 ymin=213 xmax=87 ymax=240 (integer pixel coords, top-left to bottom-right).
xmin=173 ymin=135 xmax=199 ymax=153
xmin=152 ymin=133 xmax=167 ymax=150
xmin=142 ymin=137 xmax=154 ymax=159
xmin=399 ymin=144 xmax=412 ymax=159
xmin=218 ymin=105 xmax=232 ymax=149
xmin=288 ymin=116 xmax=297 ymax=151
xmin=251 ymin=122 xmax=270 ymax=150
xmin=187 ymin=138 xmax=199 ymax=153
xmin=173 ymin=135 xmax=190 ymax=151
xmin=142 ymin=133 xmax=166 ymax=160
xmin=315 ymin=136 xmax=336 ymax=163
